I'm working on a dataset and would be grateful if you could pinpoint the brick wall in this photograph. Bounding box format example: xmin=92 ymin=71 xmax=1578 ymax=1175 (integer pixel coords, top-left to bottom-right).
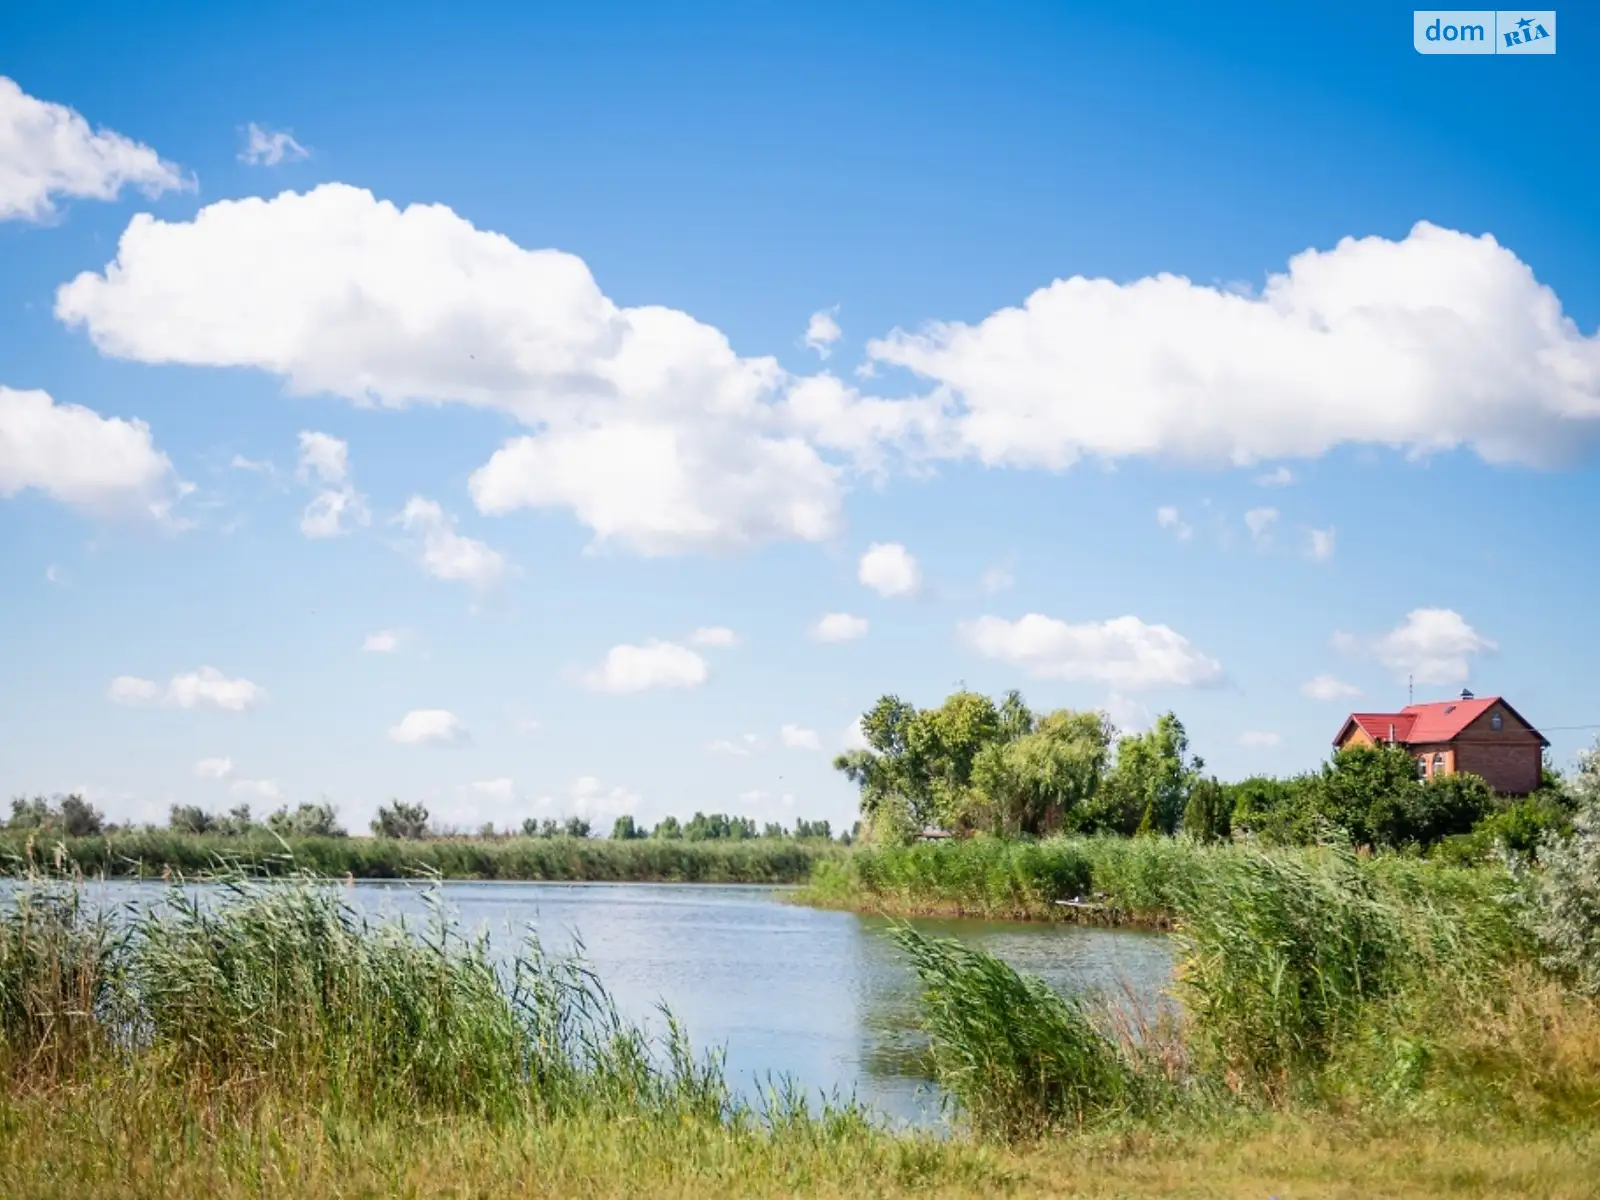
xmin=1452 ymin=739 xmax=1542 ymax=795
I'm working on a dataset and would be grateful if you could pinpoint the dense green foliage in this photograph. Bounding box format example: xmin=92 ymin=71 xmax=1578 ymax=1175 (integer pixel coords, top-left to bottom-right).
xmin=0 ymin=830 xmax=841 ymax=883
xmin=836 ymin=687 xmax=1587 ymax=857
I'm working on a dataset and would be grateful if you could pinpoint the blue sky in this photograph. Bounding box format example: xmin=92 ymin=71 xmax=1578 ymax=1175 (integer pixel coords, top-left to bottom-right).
xmin=2 ymin=2 xmax=1597 ymax=832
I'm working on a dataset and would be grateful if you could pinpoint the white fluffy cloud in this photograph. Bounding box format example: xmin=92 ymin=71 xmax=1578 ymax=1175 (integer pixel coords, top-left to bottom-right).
xmin=1 ymin=386 xmax=180 ymax=519
xmin=1302 ymin=674 xmax=1362 ymax=702
xmin=960 ymin=613 xmax=1223 ymax=691
xmin=108 ymin=668 xmax=266 ymax=712
xmin=397 ymin=497 xmax=506 ymax=588
xmin=858 ymin=541 xmax=921 ymax=597
xmin=841 ymin=717 xmax=870 ymax=751
xmin=1244 ymin=507 xmax=1278 ymax=544
xmin=239 ymin=123 xmax=309 ymax=167
xmin=0 ymin=76 xmax=187 ymax=221
xmin=557 ymin=775 xmax=640 ymax=821
xmin=811 ymin=612 xmax=868 ymax=642
xmin=803 ymin=307 xmax=842 ymax=357
xmin=1155 ymin=505 xmax=1193 ymax=541
xmin=193 ymin=756 xmax=235 ymax=779
xmin=688 ymin=626 xmax=740 ymax=648
xmin=780 ymin=724 xmax=822 ymax=751
xmin=581 ymin=640 xmax=709 ymax=694
xmin=52 ymin=184 xmax=895 ymax=556
xmin=388 ymin=708 xmax=469 ymax=746
xmin=1334 ymin=608 xmax=1496 ymax=687
xmin=708 ymin=734 xmax=762 ymax=756
xmin=1257 ymin=466 xmax=1294 ymax=487
xmin=868 ymin=222 xmax=1600 ymax=470
xmin=296 ymin=431 xmax=368 ymax=538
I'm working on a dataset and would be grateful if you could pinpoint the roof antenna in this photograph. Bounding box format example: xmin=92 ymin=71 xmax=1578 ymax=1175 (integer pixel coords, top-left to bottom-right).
xmin=1408 ymin=674 xmax=1413 ymax=705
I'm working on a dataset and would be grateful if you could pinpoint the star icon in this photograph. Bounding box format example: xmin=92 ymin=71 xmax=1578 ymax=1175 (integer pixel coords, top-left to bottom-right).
xmin=1516 ymin=16 xmax=1533 ymax=30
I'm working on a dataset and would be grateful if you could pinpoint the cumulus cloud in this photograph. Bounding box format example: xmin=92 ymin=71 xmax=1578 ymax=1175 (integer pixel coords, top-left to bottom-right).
xmin=109 ymin=668 xmax=265 ymax=712
xmin=780 ymin=724 xmax=822 ymax=751
xmin=960 ymin=613 xmax=1224 ymax=691
xmin=858 ymin=541 xmax=921 ymax=597
xmin=193 ymin=756 xmax=234 ymax=779
xmin=0 ymin=76 xmax=187 ymax=221
xmin=868 ymin=222 xmax=1600 ymax=470
xmin=1102 ymin=692 xmax=1153 ymax=732
xmin=1237 ymin=731 xmax=1282 ymax=748
xmin=1334 ymin=608 xmax=1495 ymax=686
xmin=811 ymin=612 xmax=868 ymax=643
xmin=581 ymin=640 xmax=709 ymax=694
xmin=1244 ymin=506 xmax=1278 ymax=545
xmin=803 ymin=306 xmax=842 ymax=357
xmin=1 ymin=386 xmax=180 ymax=519
xmin=688 ymin=626 xmax=740 ymax=648
xmin=1307 ymin=527 xmax=1336 ymax=561
xmin=388 ymin=708 xmax=469 ymax=746
xmin=52 ymin=184 xmax=901 ymax=557
xmin=362 ymin=629 xmax=406 ymax=653
xmin=558 ymin=775 xmax=640 ymax=821
xmin=397 ymin=497 xmax=506 ymax=588
xmin=708 ymin=734 xmax=762 ymax=756
xmin=239 ymin=123 xmax=309 ymax=167
xmin=1156 ymin=506 xmax=1192 ymax=541
xmin=56 ymin=194 xmax=1600 ymax=550
xmin=295 ymin=431 xmax=368 ymax=538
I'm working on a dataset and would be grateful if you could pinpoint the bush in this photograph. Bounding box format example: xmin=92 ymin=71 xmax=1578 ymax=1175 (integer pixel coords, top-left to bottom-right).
xmin=371 ymin=801 xmax=429 ymax=839
xmin=1527 ymin=795 xmax=1600 ymax=995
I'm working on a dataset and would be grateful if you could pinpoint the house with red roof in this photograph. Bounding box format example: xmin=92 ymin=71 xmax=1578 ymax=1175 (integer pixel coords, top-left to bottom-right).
xmin=1333 ymin=690 xmax=1548 ymax=795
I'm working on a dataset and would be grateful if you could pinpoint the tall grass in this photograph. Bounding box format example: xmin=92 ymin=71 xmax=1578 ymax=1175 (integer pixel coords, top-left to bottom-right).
xmin=887 ymin=925 xmax=1142 ymax=1138
xmin=0 ymin=867 xmax=765 ymax=1127
xmin=0 ymin=830 xmax=840 ymax=883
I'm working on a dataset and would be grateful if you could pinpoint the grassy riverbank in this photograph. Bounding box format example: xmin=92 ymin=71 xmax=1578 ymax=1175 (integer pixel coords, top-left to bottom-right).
xmin=797 ymin=834 xmax=1508 ymax=927
xmin=0 ymin=829 xmax=839 ymax=882
xmin=3 ymin=850 xmax=1597 ymax=1197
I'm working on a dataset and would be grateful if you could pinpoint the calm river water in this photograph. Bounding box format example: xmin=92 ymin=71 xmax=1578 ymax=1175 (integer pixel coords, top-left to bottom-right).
xmin=92 ymin=880 xmax=1174 ymax=1126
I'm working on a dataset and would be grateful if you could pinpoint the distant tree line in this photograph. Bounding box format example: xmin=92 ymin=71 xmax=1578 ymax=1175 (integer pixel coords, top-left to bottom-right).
xmin=4 ymin=795 xmax=850 ymax=845
xmin=834 ymin=687 xmax=1591 ymax=856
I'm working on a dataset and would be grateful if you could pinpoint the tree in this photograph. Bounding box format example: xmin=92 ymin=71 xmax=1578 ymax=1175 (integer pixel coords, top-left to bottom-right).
xmin=611 ymin=815 xmax=643 ymax=840
xmin=370 ymin=800 xmax=429 ymax=840
xmin=562 ymin=816 xmax=592 ymax=839
xmin=967 ymin=709 xmax=1113 ymax=836
xmin=761 ymin=822 xmax=786 ymax=839
xmin=794 ymin=818 xmax=833 ymax=840
xmin=1098 ymin=714 xmax=1202 ymax=837
xmin=653 ymin=815 xmax=682 ymax=840
xmin=57 ymin=794 xmax=105 ymax=837
xmin=8 ymin=794 xmax=104 ymax=836
xmin=1183 ymin=776 xmax=1232 ymax=842
xmin=169 ymin=804 xmax=215 ymax=835
xmin=270 ymin=801 xmax=346 ymax=838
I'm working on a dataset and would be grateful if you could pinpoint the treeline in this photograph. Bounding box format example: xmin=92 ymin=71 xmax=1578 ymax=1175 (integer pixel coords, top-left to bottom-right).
xmin=5 ymin=795 xmax=849 ymax=846
xmin=835 ymin=687 xmax=1594 ymax=856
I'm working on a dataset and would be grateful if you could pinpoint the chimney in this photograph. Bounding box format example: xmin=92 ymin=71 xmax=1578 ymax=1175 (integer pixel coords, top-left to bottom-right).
xmin=1460 ymin=688 xmax=1474 ymax=701
xmin=1388 ymin=722 xmax=1396 ymax=742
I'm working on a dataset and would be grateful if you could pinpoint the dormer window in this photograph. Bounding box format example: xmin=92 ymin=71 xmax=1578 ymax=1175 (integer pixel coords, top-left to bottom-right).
xmin=1491 ymin=713 xmax=1503 ymax=731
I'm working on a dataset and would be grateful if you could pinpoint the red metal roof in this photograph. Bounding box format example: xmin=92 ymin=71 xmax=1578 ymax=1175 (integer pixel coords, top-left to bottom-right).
xmin=1335 ymin=696 xmax=1546 ymax=747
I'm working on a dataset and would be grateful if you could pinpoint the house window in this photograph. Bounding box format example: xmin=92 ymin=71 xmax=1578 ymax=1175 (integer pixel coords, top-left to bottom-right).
xmin=1416 ymin=755 xmax=1428 ymax=779
xmin=1491 ymin=713 xmax=1503 ymax=731
xmin=1432 ymin=752 xmax=1446 ymax=776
